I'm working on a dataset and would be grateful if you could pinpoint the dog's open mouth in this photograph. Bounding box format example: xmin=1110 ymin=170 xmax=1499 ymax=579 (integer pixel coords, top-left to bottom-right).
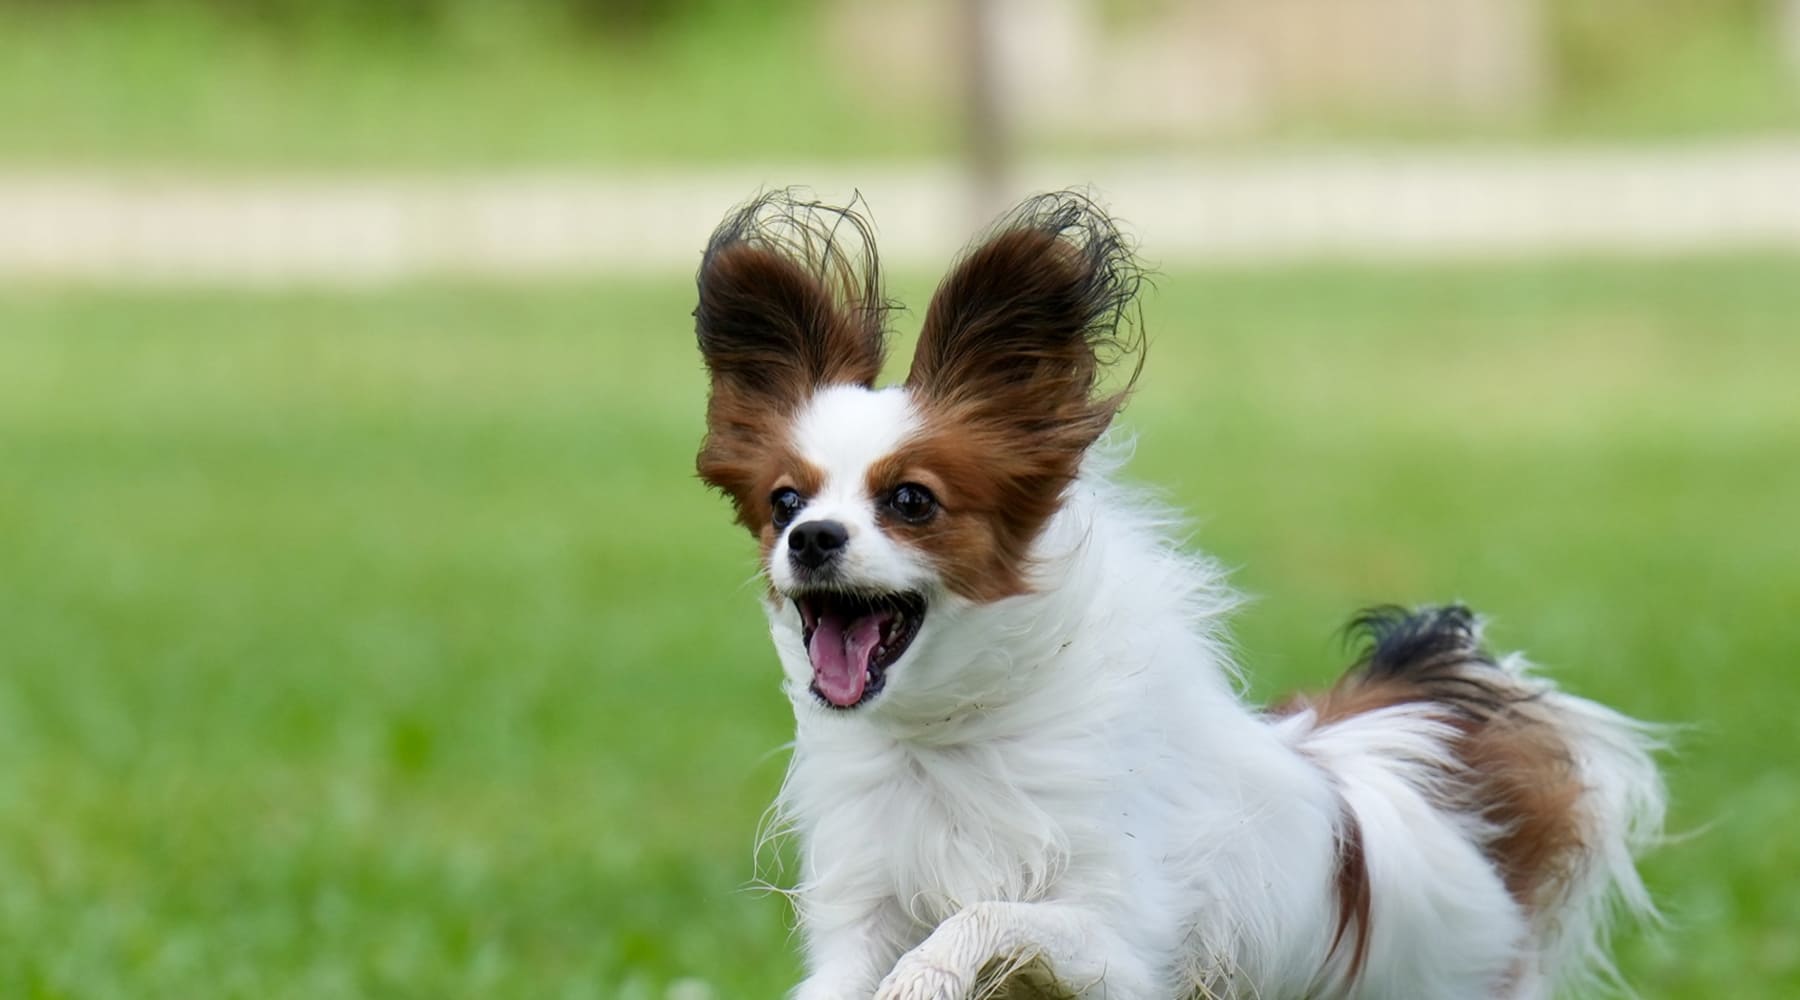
xmin=795 ymin=590 xmax=927 ymax=709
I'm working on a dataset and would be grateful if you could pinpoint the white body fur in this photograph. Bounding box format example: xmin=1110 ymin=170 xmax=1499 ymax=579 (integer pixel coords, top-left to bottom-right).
xmin=765 ymin=391 xmax=1663 ymax=1000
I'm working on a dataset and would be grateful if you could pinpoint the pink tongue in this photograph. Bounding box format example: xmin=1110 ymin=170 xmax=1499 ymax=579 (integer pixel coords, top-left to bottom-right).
xmin=809 ymin=612 xmax=888 ymax=707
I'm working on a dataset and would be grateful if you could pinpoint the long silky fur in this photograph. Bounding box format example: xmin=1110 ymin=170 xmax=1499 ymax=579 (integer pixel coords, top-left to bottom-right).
xmin=692 ymin=189 xmax=1664 ymax=1000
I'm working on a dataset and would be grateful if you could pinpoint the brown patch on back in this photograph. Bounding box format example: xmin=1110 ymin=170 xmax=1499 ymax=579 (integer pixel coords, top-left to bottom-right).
xmin=1460 ymin=712 xmax=1586 ymax=909
xmin=1282 ymin=606 xmax=1589 ymax=977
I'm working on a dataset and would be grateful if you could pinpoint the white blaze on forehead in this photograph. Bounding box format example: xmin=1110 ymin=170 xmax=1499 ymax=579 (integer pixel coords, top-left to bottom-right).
xmin=790 ymin=384 xmax=920 ymax=496
xmin=774 ymin=384 xmax=929 ymax=595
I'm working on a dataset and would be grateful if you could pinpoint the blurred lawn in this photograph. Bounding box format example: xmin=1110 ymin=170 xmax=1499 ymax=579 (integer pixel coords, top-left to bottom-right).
xmin=2 ymin=258 xmax=1798 ymax=997
xmin=0 ymin=1 xmax=1794 ymax=168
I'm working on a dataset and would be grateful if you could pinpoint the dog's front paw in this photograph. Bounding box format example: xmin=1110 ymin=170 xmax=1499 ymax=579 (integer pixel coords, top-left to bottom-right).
xmin=873 ymin=955 xmax=968 ymax=1000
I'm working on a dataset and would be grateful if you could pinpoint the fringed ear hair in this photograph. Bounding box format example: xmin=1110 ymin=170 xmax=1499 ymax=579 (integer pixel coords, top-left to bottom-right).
xmin=875 ymin=192 xmax=1146 ymax=600
xmin=908 ymin=189 xmax=1146 ymax=453
xmin=695 ymin=189 xmax=890 ymax=407
xmin=694 ymin=190 xmax=891 ymax=519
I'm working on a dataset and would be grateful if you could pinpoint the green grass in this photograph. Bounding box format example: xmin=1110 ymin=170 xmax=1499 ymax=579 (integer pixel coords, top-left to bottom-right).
xmin=2 ymin=257 xmax=1797 ymax=996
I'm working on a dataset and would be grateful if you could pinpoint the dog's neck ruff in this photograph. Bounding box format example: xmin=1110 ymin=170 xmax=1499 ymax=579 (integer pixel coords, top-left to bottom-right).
xmin=773 ymin=465 xmax=1261 ymax=929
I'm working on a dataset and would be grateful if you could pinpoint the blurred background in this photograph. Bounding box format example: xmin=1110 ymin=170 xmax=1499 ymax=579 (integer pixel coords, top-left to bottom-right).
xmin=2 ymin=1 xmax=1797 ymax=996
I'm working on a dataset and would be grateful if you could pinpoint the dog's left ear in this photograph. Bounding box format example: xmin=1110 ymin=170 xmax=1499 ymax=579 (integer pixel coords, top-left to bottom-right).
xmin=908 ymin=190 xmax=1144 ymax=454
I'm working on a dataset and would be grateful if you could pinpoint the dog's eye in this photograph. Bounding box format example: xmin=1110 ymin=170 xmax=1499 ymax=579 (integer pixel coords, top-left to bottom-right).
xmin=770 ymin=488 xmax=806 ymax=529
xmin=887 ymin=483 xmax=938 ymax=523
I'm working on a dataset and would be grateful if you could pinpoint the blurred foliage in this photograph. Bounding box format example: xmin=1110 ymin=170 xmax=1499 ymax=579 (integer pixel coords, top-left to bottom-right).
xmin=1555 ymin=0 xmax=1765 ymax=91
xmin=1547 ymin=0 xmax=1798 ymax=135
xmin=0 ymin=0 xmax=1793 ymax=164
xmin=0 ymin=0 xmax=952 ymax=166
xmin=0 ymin=0 xmax=812 ymax=37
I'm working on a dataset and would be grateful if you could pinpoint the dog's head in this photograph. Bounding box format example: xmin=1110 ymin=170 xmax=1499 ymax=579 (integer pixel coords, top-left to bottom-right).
xmin=695 ymin=190 xmax=1142 ymax=714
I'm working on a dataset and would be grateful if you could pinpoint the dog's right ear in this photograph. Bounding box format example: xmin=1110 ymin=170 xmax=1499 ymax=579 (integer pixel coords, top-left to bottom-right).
xmin=694 ymin=191 xmax=889 ymax=515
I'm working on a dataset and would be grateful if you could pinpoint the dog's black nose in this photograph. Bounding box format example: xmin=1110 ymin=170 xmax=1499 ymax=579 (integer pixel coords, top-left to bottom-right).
xmin=788 ymin=520 xmax=849 ymax=570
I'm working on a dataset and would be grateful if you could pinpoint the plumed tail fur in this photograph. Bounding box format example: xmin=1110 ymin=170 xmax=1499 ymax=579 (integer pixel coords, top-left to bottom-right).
xmin=1304 ymin=605 xmax=1664 ymax=995
xmin=1535 ymin=671 xmax=1666 ymax=996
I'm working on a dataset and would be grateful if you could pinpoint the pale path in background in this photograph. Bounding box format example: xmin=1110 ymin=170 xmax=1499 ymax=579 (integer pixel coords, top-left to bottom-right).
xmin=5 ymin=141 xmax=1800 ymax=284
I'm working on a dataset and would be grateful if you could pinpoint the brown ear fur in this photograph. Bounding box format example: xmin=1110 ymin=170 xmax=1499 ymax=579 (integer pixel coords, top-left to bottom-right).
xmin=909 ymin=191 xmax=1143 ymax=437
xmin=899 ymin=192 xmax=1146 ymax=595
xmin=694 ymin=191 xmax=889 ymax=527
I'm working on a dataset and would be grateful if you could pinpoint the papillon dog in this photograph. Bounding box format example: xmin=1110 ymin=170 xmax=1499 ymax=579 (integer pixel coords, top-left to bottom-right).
xmin=692 ymin=190 xmax=1663 ymax=999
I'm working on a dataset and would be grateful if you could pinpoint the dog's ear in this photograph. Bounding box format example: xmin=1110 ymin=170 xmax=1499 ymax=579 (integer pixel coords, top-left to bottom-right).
xmin=695 ymin=190 xmax=888 ymax=408
xmin=907 ymin=191 xmax=1144 ymax=454
xmin=695 ymin=191 xmax=889 ymax=513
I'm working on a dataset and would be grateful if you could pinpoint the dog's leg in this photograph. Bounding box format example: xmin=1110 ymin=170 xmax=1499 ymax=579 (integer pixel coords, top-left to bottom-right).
xmin=793 ymin=908 xmax=914 ymax=1000
xmin=794 ymin=961 xmax=882 ymax=1000
xmin=873 ymin=901 xmax=1157 ymax=1000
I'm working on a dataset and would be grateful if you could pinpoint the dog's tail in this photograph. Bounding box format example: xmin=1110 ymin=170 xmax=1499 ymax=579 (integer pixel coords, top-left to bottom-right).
xmin=1290 ymin=605 xmax=1665 ymax=994
xmin=1525 ymin=650 xmax=1666 ymax=994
